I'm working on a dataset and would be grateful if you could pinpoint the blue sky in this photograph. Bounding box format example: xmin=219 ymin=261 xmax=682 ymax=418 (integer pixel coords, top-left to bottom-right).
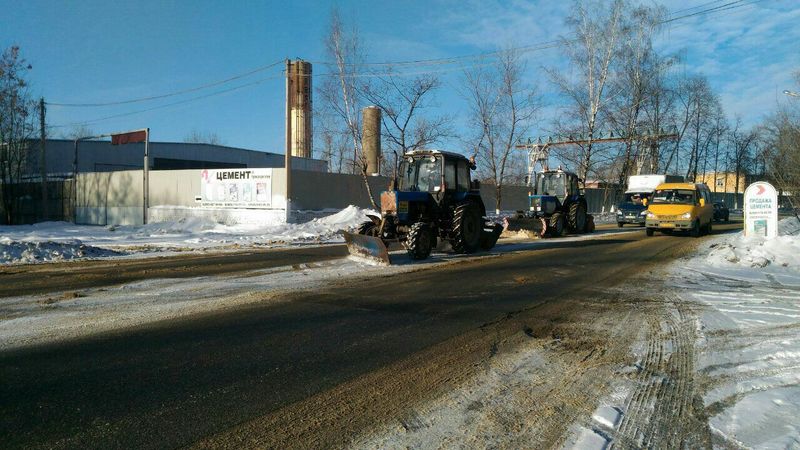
xmin=2 ymin=0 xmax=798 ymax=154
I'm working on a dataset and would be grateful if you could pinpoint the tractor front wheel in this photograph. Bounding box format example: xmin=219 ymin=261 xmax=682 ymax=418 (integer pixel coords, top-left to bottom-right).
xmin=548 ymin=213 xmax=565 ymax=237
xmin=451 ymin=203 xmax=482 ymax=254
xmin=406 ymin=222 xmax=433 ymax=260
xmin=357 ymin=220 xmax=380 ymax=237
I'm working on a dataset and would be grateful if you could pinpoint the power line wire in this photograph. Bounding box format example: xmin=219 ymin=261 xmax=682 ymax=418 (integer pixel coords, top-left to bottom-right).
xmin=47 ymin=60 xmax=284 ymax=107
xmin=50 ymin=72 xmax=284 ymax=128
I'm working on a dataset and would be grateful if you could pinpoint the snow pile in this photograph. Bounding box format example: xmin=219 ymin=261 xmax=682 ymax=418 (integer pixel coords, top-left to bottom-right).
xmin=704 ymin=216 xmax=800 ymax=270
xmin=0 ymin=239 xmax=124 ymax=264
xmin=0 ymin=206 xmax=376 ymax=264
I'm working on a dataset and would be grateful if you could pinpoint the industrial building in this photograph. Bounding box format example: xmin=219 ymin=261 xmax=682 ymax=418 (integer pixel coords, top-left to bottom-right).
xmin=25 ymin=139 xmax=327 ymax=178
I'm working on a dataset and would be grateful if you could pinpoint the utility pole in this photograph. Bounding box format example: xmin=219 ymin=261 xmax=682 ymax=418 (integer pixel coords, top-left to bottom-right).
xmin=285 ymin=59 xmax=292 ymax=223
xmin=39 ymin=97 xmax=48 ymax=221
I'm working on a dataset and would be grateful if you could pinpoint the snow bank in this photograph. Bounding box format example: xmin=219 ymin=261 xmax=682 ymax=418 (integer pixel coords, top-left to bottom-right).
xmin=0 ymin=239 xmax=124 ymax=264
xmin=704 ymin=216 xmax=800 ymax=270
xmin=0 ymin=206 xmax=376 ymax=265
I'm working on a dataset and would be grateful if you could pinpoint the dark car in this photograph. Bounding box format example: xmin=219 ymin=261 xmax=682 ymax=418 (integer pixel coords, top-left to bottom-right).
xmin=713 ymin=202 xmax=730 ymax=222
xmin=616 ymin=192 xmax=650 ymax=227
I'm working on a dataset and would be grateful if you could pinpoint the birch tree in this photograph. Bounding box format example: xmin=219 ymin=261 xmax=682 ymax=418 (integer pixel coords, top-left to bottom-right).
xmin=318 ymin=9 xmax=378 ymax=208
xmin=549 ymin=0 xmax=625 ymax=185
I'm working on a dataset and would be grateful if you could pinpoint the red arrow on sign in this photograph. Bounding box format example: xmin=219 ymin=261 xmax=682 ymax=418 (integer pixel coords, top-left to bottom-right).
xmin=756 ymin=185 xmax=766 ymax=195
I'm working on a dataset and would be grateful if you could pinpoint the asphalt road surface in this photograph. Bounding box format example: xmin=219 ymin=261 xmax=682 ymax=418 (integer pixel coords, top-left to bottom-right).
xmin=0 ymin=222 xmax=741 ymax=449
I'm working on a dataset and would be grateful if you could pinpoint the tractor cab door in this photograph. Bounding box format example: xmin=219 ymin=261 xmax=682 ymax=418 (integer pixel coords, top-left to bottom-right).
xmin=568 ymin=175 xmax=579 ymax=198
xmin=441 ymin=157 xmax=461 ymax=208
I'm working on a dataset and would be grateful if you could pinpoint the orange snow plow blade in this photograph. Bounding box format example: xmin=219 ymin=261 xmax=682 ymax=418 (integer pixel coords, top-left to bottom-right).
xmin=343 ymin=231 xmax=391 ymax=266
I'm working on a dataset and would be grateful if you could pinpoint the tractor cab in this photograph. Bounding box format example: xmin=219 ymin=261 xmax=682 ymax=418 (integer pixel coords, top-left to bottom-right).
xmin=398 ymin=151 xmax=475 ymax=195
xmin=533 ymin=170 xmax=580 ymax=202
xmin=388 ymin=150 xmax=483 ymax=224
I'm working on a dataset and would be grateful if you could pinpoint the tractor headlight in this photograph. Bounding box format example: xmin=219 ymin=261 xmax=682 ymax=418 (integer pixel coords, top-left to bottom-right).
xmin=681 ymin=212 xmax=692 ymax=219
xmin=646 ymin=211 xmax=656 ymax=219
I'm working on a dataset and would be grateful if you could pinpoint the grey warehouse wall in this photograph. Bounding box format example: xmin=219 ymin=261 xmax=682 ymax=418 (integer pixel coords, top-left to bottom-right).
xmin=75 ymin=168 xmax=618 ymax=225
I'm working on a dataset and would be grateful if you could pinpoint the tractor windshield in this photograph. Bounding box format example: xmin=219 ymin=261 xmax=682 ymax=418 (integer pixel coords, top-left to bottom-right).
xmin=398 ymin=156 xmax=443 ymax=192
xmin=536 ymin=172 xmax=567 ymax=198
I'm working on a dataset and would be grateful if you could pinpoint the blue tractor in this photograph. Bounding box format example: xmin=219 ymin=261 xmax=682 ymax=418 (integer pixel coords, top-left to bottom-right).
xmin=344 ymin=150 xmax=503 ymax=264
xmin=505 ymin=169 xmax=594 ymax=237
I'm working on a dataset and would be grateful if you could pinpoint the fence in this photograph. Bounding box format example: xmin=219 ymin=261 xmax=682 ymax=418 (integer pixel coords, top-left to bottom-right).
xmin=0 ymin=180 xmax=73 ymax=225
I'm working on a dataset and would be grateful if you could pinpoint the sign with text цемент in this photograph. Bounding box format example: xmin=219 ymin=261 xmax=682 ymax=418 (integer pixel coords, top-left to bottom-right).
xmin=199 ymin=169 xmax=272 ymax=208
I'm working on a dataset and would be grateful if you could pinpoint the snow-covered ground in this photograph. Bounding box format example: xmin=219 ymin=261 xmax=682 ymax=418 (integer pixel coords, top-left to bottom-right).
xmin=675 ymin=216 xmax=800 ymax=448
xmin=565 ymin=216 xmax=800 ymax=449
xmin=0 ymin=206 xmax=376 ymax=264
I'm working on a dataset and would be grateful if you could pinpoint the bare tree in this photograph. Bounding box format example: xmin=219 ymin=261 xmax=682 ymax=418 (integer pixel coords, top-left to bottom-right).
xmin=463 ymin=49 xmax=539 ymax=213
xmin=663 ymin=74 xmax=716 ymax=178
xmin=318 ymin=8 xmax=378 ymax=209
xmin=639 ymin=53 xmax=677 ymax=174
xmin=361 ymin=73 xmax=451 ymax=175
xmin=549 ymin=0 xmax=625 ymax=184
xmin=762 ymin=108 xmax=800 ymax=209
xmin=0 ymin=45 xmax=37 ymax=224
xmin=727 ymin=117 xmax=758 ymax=208
xmin=59 ymin=125 xmax=95 ymax=140
xmin=184 ymin=129 xmax=225 ymax=145
xmin=605 ymin=4 xmax=664 ymax=191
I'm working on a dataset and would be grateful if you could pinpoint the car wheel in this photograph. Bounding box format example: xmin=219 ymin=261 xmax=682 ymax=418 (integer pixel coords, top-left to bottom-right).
xmin=646 ymin=228 xmax=654 ymax=237
xmin=617 ymin=222 xmax=624 ymax=228
xmin=690 ymin=220 xmax=701 ymax=238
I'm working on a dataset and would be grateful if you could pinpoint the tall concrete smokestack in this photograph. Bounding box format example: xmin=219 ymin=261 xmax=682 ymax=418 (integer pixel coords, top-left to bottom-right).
xmin=286 ymin=60 xmax=312 ymax=158
xmin=362 ymin=106 xmax=381 ymax=176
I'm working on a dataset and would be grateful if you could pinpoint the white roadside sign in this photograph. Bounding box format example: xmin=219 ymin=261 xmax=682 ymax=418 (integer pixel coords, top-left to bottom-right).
xmin=199 ymin=168 xmax=272 ymax=208
xmin=743 ymin=181 xmax=778 ymax=238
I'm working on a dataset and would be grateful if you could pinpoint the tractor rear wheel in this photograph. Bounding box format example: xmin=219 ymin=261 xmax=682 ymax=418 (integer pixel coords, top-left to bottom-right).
xmin=450 ymin=203 xmax=481 ymax=254
xmin=548 ymin=213 xmax=565 ymax=237
xmin=406 ymin=222 xmax=433 ymax=260
xmin=568 ymin=200 xmax=587 ymax=233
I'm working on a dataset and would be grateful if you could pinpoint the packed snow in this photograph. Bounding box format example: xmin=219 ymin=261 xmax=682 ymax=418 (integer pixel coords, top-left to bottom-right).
xmin=0 ymin=205 xmax=376 ymax=264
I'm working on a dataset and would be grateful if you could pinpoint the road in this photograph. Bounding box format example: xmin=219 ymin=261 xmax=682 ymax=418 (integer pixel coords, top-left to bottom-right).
xmin=0 ymin=223 xmax=740 ymax=449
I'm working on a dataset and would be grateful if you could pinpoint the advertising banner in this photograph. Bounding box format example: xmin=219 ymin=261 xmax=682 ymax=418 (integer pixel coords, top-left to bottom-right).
xmin=200 ymin=168 xmax=272 ymax=208
xmin=744 ymin=181 xmax=778 ymax=238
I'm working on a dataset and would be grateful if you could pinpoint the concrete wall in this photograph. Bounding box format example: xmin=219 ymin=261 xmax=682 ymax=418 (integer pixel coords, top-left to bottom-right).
xmin=76 ymin=168 xmax=287 ymax=225
xmin=290 ymin=171 xmax=390 ymax=210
